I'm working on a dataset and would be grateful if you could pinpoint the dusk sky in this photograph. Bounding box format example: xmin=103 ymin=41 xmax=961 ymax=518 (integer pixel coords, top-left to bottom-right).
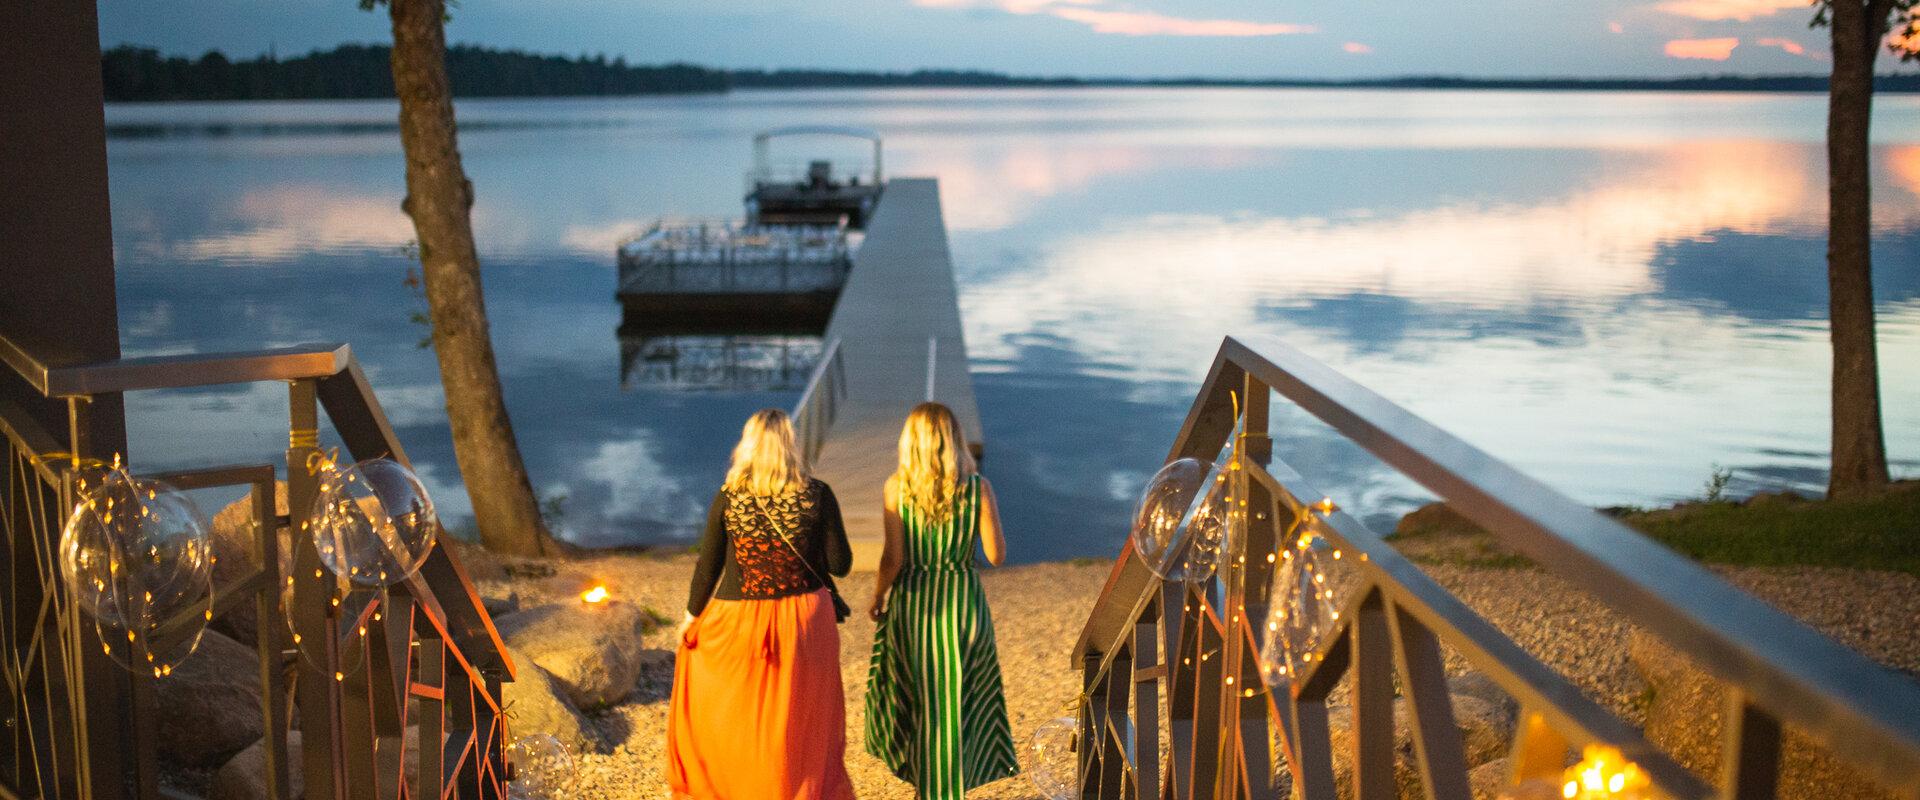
xmin=96 ymin=0 xmax=1917 ymax=80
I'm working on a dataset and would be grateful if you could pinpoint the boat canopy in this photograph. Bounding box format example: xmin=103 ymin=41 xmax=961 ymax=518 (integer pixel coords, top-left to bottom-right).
xmin=751 ymin=126 xmax=883 ymax=184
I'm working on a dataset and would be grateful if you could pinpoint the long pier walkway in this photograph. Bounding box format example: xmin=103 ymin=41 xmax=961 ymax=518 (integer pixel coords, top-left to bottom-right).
xmin=797 ymin=178 xmax=983 ymax=569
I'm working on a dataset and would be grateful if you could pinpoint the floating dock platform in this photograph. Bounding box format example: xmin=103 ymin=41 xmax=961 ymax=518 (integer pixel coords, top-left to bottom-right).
xmin=794 ymin=178 xmax=983 ymax=570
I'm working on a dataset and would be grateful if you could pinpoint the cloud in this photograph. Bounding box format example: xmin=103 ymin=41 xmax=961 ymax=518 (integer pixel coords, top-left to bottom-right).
xmin=1754 ymin=36 xmax=1809 ymax=56
xmin=1665 ymin=37 xmax=1740 ymax=60
xmin=1608 ymin=21 xmax=1626 ymax=33
xmin=913 ymin=0 xmax=1313 ymax=37
xmin=1342 ymin=42 xmax=1373 ymax=54
xmin=1651 ymin=0 xmax=1807 ymax=21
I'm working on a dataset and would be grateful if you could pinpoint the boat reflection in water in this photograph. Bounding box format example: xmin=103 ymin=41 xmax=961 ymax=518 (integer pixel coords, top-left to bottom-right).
xmin=617 ymin=314 xmax=825 ymax=393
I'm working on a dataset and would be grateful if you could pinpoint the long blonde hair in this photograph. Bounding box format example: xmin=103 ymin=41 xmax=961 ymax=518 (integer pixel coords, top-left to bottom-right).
xmin=894 ymin=402 xmax=976 ymax=523
xmin=724 ymin=409 xmax=808 ymax=497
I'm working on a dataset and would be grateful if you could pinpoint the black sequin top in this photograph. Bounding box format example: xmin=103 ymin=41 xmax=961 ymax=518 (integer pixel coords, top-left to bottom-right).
xmin=685 ymin=479 xmax=852 ymax=615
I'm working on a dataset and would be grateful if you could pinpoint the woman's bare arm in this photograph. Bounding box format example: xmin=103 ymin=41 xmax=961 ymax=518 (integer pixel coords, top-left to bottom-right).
xmin=978 ymin=477 xmax=1007 ymax=567
xmin=871 ymin=475 xmax=906 ymax=620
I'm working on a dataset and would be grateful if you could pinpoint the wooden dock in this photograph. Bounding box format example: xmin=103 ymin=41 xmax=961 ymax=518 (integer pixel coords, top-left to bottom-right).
xmin=796 ymin=178 xmax=983 ymax=569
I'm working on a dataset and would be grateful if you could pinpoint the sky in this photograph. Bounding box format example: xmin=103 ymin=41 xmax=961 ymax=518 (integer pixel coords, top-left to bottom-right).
xmin=96 ymin=0 xmax=1917 ymax=80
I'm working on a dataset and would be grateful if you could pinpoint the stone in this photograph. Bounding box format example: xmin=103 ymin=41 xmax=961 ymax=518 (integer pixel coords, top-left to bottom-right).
xmin=210 ymin=730 xmax=301 ymax=800
xmin=1447 ymin=670 xmax=1517 ymax=727
xmin=500 ymin=646 xmax=598 ymax=753
xmin=480 ymin=587 xmax=522 ymax=618
xmin=1628 ymin=630 xmax=1892 ymax=800
xmin=158 ymin=629 xmax=266 ymax=767
xmin=1394 ymin=502 xmax=1486 ymax=538
xmin=495 ymin=600 xmax=651 ymax=709
xmin=207 ymin=481 xmax=290 ymax=648
xmin=210 ymin=727 xmax=425 ymax=800
xmin=1327 ymin=693 xmax=1515 ymax=799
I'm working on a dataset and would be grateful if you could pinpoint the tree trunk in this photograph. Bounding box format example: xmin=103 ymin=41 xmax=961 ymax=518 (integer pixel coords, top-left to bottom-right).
xmin=1824 ymin=0 xmax=1892 ymax=499
xmin=386 ymin=0 xmax=556 ymax=555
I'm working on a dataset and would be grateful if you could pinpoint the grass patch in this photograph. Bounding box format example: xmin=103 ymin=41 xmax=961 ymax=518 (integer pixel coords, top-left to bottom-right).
xmin=1621 ymin=482 xmax=1920 ymax=577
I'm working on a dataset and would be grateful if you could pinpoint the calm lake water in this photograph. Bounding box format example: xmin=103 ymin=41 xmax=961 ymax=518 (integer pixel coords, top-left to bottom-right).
xmin=104 ymin=88 xmax=1920 ymax=561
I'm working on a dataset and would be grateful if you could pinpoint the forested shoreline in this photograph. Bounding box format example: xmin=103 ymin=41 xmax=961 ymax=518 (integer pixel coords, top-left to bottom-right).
xmin=101 ymin=43 xmax=1920 ymax=101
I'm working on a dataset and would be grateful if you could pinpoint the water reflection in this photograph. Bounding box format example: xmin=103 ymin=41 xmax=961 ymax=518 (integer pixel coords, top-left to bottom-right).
xmin=103 ymin=90 xmax=1920 ymax=561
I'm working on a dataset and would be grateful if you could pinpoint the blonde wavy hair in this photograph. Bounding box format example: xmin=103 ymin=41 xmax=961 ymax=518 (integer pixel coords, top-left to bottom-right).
xmin=724 ymin=409 xmax=808 ymax=497
xmin=894 ymin=402 xmax=976 ymax=523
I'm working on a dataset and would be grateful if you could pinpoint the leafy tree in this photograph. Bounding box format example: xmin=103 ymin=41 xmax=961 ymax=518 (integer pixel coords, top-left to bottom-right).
xmin=363 ymin=0 xmax=556 ymax=555
xmin=1814 ymin=0 xmax=1917 ymax=498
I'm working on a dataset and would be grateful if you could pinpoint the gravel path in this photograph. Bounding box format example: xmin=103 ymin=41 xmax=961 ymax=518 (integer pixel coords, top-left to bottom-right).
xmin=470 ymin=548 xmax=1920 ymax=799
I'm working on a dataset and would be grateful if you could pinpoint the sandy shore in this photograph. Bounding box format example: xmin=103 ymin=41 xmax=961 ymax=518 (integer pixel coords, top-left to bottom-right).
xmin=469 ymin=547 xmax=1920 ymax=799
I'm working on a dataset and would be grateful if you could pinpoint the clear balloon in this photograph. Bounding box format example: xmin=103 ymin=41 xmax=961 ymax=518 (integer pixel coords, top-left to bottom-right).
xmin=1128 ymin=457 xmax=1208 ymax=580
xmin=1026 ymin=717 xmax=1079 ymax=800
xmin=60 ymin=468 xmax=215 ymax=676
xmin=1181 ymin=462 xmax=1242 ymax=585
xmin=309 ymin=458 xmax=438 ymax=587
xmin=1258 ymin=532 xmax=1360 ymax=687
xmin=60 ymin=470 xmax=213 ymax=628
xmin=506 ymin=733 xmax=575 ymax=800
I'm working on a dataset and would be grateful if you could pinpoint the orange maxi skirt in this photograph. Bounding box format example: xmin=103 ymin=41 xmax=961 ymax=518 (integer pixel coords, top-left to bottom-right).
xmin=666 ymin=588 xmax=855 ymax=800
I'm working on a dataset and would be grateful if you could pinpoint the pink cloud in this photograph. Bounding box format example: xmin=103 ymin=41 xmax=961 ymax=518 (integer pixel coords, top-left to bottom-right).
xmin=1342 ymin=42 xmax=1373 ymax=54
xmin=1754 ymin=37 xmax=1806 ymax=55
xmin=913 ymin=0 xmax=1312 ymax=37
xmin=1608 ymin=21 xmax=1626 ymax=33
xmin=1665 ymin=37 xmax=1740 ymax=60
xmin=1651 ymin=0 xmax=1806 ymax=22
xmin=1047 ymin=6 xmax=1314 ymax=36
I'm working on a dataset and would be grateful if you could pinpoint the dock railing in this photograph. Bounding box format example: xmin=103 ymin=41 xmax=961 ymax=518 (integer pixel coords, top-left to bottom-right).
xmin=1072 ymin=335 xmax=1920 ymax=799
xmin=616 ymin=219 xmax=853 ymax=296
xmin=791 ymin=337 xmax=847 ymax=469
xmin=0 ymin=336 xmax=514 ymax=800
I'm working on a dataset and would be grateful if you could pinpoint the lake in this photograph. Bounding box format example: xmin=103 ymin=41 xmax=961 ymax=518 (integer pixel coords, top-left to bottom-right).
xmin=103 ymin=88 xmax=1920 ymax=562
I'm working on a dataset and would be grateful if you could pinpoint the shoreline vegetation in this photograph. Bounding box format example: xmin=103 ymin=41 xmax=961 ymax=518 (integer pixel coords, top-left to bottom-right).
xmin=102 ymin=42 xmax=1920 ymax=103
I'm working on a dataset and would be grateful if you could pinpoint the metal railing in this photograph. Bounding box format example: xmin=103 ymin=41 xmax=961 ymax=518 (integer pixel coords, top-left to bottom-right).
xmin=615 ymin=219 xmax=853 ymax=296
xmin=0 ymin=335 xmax=514 ymax=800
xmin=618 ymin=334 xmax=825 ymax=392
xmin=1072 ymin=336 xmax=1920 ymax=799
xmin=791 ymin=338 xmax=847 ymax=468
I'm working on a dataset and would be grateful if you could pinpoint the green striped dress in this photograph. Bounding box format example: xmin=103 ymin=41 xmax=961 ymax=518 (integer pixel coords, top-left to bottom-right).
xmin=864 ymin=474 xmax=1020 ymax=797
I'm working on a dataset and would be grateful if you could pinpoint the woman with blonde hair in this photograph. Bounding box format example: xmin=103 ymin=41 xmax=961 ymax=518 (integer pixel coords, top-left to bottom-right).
xmin=667 ymin=408 xmax=854 ymax=800
xmin=864 ymin=402 xmax=1019 ymax=798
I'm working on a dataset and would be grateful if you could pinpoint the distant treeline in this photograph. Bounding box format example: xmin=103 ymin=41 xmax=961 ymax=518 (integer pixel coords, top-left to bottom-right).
xmin=101 ymin=44 xmax=728 ymax=101
xmin=102 ymin=43 xmax=1920 ymax=102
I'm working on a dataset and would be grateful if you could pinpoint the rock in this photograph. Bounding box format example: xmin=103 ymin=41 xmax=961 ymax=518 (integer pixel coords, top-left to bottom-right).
xmin=210 ymin=730 xmax=301 ymax=800
xmin=1394 ymin=503 xmax=1486 ymax=538
xmin=210 ymin=727 xmax=425 ymax=800
xmin=1327 ymin=693 xmax=1514 ymax=799
xmin=480 ymin=587 xmax=522 ymax=618
xmin=1629 ymin=630 xmax=1892 ymax=800
xmin=1447 ymin=670 xmax=1517 ymax=727
xmin=158 ymin=629 xmax=266 ymax=767
xmin=495 ymin=601 xmax=651 ymax=709
xmin=500 ymin=646 xmax=598 ymax=753
xmin=1468 ymin=758 xmax=1508 ymax=800
xmin=207 ymin=481 xmax=290 ymax=647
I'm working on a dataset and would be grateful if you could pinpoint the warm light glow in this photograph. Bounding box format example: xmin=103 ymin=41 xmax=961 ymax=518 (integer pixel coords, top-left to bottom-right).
xmin=1664 ymin=37 xmax=1740 ymax=60
xmin=913 ymin=0 xmax=1311 ymax=37
xmin=1560 ymin=745 xmax=1649 ymax=798
xmin=581 ymin=585 xmax=611 ymax=604
xmin=1652 ymin=0 xmax=1803 ymax=21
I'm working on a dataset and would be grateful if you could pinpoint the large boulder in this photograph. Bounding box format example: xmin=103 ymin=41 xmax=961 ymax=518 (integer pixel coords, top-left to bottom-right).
xmin=158 ymin=629 xmax=266 ymax=767
xmin=1628 ymin=631 xmax=1891 ymax=800
xmin=495 ymin=601 xmax=650 ymax=709
xmin=1326 ymin=692 xmax=1514 ymax=799
xmin=208 ymin=481 xmax=290 ymax=648
xmin=210 ymin=728 xmax=425 ymax=800
xmin=500 ymin=646 xmax=598 ymax=753
xmin=210 ymin=730 xmax=301 ymax=800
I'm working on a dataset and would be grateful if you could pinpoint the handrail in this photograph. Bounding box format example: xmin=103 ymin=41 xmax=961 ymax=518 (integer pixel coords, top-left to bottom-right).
xmin=1074 ymin=335 xmax=1920 ymax=798
xmin=3 ymin=338 xmax=349 ymax=397
xmin=791 ymin=337 xmax=847 ymax=468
